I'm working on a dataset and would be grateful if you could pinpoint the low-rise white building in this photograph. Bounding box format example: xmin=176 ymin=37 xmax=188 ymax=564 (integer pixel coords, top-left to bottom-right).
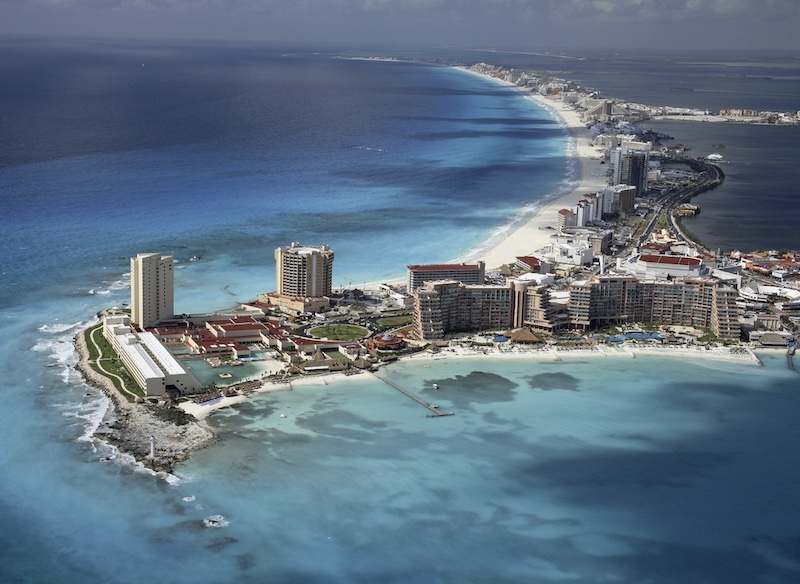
xmin=618 ymin=254 xmax=703 ymax=279
xmin=543 ymin=241 xmax=594 ymax=266
xmin=103 ymin=315 xmax=203 ymax=396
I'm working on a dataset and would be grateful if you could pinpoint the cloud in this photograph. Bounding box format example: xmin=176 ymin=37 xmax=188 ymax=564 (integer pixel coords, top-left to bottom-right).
xmin=549 ymin=0 xmax=798 ymax=21
xmin=10 ymin=0 xmax=799 ymax=20
xmin=2 ymin=0 xmax=799 ymax=49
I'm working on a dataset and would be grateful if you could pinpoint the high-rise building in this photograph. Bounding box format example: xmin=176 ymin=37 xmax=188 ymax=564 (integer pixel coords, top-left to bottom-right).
xmin=274 ymin=242 xmax=334 ymax=298
xmin=611 ymin=147 xmax=649 ymax=198
xmin=568 ymin=275 xmax=739 ymax=339
xmin=410 ymin=272 xmax=740 ymax=342
xmin=130 ymin=252 xmax=174 ymax=328
xmin=620 ymin=151 xmax=648 ymax=197
xmin=598 ymin=185 xmax=637 ymax=215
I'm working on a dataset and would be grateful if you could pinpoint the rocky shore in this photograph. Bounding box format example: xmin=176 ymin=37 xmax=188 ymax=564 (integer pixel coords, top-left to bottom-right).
xmin=73 ymin=327 xmax=214 ymax=473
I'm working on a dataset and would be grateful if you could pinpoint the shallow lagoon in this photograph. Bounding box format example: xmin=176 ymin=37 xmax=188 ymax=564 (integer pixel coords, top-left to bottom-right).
xmin=161 ymin=352 xmax=800 ymax=583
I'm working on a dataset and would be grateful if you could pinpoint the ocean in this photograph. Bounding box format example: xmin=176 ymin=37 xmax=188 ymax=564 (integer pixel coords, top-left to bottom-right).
xmin=1 ymin=39 xmax=799 ymax=582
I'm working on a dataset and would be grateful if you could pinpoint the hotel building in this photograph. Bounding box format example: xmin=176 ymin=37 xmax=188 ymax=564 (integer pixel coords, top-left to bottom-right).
xmin=611 ymin=147 xmax=649 ymax=198
xmin=412 ymin=273 xmax=739 ymax=342
xmin=407 ymin=262 xmax=486 ymax=292
xmin=131 ymin=252 xmax=174 ymax=329
xmin=412 ymin=280 xmax=512 ymax=341
xmin=102 ymin=315 xmax=202 ymax=396
xmin=274 ymin=242 xmax=334 ymax=298
xmin=568 ymin=275 xmax=739 ymax=339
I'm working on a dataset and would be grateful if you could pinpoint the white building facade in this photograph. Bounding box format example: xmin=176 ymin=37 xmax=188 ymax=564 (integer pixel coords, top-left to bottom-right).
xmin=131 ymin=252 xmax=174 ymax=329
xmin=103 ymin=315 xmax=202 ymax=396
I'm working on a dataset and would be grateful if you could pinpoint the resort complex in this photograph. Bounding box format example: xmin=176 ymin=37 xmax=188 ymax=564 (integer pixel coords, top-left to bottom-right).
xmin=409 ymin=268 xmax=739 ymax=342
xmin=106 ymin=227 xmax=798 ymax=403
xmin=87 ymin=62 xmax=800 ymax=418
xmin=63 ymin=56 xmax=800 ymax=489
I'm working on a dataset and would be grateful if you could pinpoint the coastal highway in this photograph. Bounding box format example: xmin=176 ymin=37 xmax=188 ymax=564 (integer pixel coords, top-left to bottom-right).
xmin=637 ymin=160 xmax=724 ymax=249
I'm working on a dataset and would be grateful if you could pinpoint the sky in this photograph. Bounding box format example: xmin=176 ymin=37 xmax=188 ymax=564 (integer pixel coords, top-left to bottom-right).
xmin=1 ymin=0 xmax=799 ymax=51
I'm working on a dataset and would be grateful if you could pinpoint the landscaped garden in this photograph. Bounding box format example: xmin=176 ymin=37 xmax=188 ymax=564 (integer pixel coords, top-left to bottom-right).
xmin=307 ymin=323 xmax=369 ymax=341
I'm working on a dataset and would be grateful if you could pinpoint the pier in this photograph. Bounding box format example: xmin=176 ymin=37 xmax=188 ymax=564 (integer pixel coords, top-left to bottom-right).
xmin=374 ymin=375 xmax=454 ymax=417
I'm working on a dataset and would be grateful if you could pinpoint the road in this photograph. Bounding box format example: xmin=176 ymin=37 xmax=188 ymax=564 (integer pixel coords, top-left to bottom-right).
xmin=638 ymin=160 xmax=723 ymax=249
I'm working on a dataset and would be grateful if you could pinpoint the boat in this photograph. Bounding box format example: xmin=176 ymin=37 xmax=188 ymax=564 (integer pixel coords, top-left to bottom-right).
xmin=432 ymin=383 xmax=439 ymax=390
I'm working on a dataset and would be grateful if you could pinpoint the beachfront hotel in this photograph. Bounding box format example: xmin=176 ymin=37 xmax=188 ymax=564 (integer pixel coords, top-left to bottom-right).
xmin=131 ymin=252 xmax=174 ymax=329
xmin=411 ymin=280 xmax=513 ymax=341
xmin=274 ymin=242 xmax=334 ymax=298
xmin=102 ymin=314 xmax=202 ymax=396
xmin=411 ymin=269 xmax=740 ymax=342
xmin=568 ymin=275 xmax=739 ymax=339
xmin=406 ymin=261 xmax=486 ymax=292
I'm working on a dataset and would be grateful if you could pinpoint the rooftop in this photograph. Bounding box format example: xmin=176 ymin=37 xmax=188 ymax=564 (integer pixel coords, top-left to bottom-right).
xmin=407 ymin=263 xmax=482 ymax=272
xmin=638 ymin=254 xmax=702 ymax=266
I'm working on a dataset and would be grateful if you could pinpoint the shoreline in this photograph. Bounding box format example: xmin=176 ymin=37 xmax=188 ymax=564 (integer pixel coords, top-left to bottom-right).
xmin=67 ymin=65 xmax=783 ymax=471
xmin=73 ymin=328 xmax=214 ymax=473
xmin=74 ymin=320 xmax=776 ymax=472
xmin=362 ymin=65 xmax=609 ymax=289
xmin=176 ymin=342 xmax=767 ymax=419
xmin=452 ymin=66 xmax=609 ymax=270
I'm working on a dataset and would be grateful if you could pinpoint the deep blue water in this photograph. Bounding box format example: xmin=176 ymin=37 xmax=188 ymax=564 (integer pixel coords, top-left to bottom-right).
xmin=1 ymin=39 xmax=799 ymax=583
xmin=0 ymin=39 xmax=570 ymax=313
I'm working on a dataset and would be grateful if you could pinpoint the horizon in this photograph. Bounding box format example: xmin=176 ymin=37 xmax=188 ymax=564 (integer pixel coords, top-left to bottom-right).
xmin=4 ymin=33 xmax=800 ymax=61
xmin=1 ymin=1 xmax=799 ymax=53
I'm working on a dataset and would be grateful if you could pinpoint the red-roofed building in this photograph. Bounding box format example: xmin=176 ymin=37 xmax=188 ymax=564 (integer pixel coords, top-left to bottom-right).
xmin=630 ymin=254 xmax=703 ymax=279
xmin=185 ymin=329 xmax=252 ymax=358
xmin=557 ymin=208 xmax=577 ymax=231
xmin=206 ymin=316 xmax=273 ymax=341
xmin=515 ymin=256 xmax=542 ymax=272
xmin=257 ymin=292 xmax=330 ymax=315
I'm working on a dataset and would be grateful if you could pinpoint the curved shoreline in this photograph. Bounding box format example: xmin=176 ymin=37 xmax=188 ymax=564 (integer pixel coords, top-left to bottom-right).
xmin=73 ymin=327 xmax=214 ymax=473
xmin=451 ymin=66 xmax=609 ymax=269
xmin=363 ymin=64 xmax=609 ymax=289
xmin=72 ymin=316 xmax=770 ymax=470
xmin=65 ymin=64 xmax=775 ymax=470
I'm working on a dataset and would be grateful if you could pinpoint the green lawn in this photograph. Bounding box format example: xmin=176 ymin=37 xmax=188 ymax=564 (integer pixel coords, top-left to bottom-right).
xmin=376 ymin=314 xmax=413 ymax=327
xmin=85 ymin=324 xmax=145 ymax=401
xmin=308 ymin=323 xmax=369 ymax=341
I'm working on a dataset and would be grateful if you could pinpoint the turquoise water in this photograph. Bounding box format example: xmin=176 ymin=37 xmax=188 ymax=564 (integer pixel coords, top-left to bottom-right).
xmin=1 ymin=40 xmax=799 ymax=582
xmin=181 ymin=354 xmax=798 ymax=582
xmin=182 ymin=358 xmax=273 ymax=387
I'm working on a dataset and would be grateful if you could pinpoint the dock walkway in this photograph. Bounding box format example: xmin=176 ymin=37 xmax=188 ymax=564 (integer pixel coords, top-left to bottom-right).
xmin=788 ymin=347 xmax=798 ymax=374
xmin=374 ymin=375 xmax=454 ymax=417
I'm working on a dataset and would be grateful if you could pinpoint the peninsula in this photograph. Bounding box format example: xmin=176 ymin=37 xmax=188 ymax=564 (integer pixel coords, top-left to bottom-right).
xmin=74 ymin=60 xmax=800 ymax=474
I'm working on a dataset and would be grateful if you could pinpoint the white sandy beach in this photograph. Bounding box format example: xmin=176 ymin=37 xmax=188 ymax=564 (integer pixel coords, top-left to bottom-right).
xmin=456 ymin=69 xmax=610 ymax=270
xmin=179 ymin=342 xmax=767 ymax=419
xmin=179 ymin=369 xmax=368 ymax=419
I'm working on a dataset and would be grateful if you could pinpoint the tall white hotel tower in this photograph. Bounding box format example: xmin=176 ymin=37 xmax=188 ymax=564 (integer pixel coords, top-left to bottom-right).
xmin=130 ymin=252 xmax=174 ymax=328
